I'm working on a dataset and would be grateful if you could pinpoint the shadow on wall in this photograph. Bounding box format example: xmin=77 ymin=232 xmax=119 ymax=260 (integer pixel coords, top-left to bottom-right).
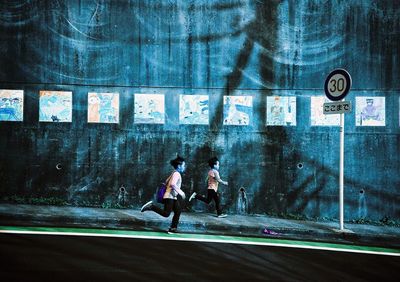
xmin=225 ymin=0 xmax=279 ymax=91
xmin=184 ymin=0 xmax=285 ymax=215
xmin=185 ymin=135 xmax=399 ymax=221
xmin=249 ymin=148 xmax=399 ymax=221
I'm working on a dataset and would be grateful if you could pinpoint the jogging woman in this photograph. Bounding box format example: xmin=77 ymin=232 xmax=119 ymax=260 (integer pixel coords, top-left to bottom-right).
xmin=189 ymin=157 xmax=228 ymax=218
xmin=140 ymin=156 xmax=186 ymax=233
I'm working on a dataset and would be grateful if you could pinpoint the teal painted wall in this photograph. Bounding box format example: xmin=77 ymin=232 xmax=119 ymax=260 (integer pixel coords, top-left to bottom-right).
xmin=0 ymin=0 xmax=399 ymax=221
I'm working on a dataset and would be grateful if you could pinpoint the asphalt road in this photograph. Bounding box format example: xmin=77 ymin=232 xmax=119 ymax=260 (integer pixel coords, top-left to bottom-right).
xmin=1 ymin=232 xmax=399 ymax=281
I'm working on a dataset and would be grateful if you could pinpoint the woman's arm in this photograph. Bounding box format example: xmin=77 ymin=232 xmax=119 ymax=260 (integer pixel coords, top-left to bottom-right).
xmin=171 ymin=183 xmax=185 ymax=198
xmin=213 ymin=170 xmax=228 ymax=186
xmin=170 ymin=172 xmax=186 ymax=199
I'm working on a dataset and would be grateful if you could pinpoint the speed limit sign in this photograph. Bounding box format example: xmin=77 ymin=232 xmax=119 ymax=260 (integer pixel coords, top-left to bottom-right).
xmin=324 ymin=69 xmax=352 ymax=101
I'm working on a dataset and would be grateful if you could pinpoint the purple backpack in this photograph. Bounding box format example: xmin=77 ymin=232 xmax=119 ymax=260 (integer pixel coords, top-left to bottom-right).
xmin=157 ymin=173 xmax=174 ymax=203
xmin=157 ymin=183 xmax=167 ymax=203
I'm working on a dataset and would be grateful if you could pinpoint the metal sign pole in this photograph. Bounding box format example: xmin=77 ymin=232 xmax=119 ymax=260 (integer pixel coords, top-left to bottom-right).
xmin=324 ymin=69 xmax=352 ymax=234
xmin=339 ymin=110 xmax=344 ymax=231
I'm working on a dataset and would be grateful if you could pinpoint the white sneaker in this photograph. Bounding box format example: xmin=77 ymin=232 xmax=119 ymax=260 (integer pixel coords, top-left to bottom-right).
xmin=167 ymin=228 xmax=178 ymax=234
xmin=217 ymin=214 xmax=227 ymax=218
xmin=140 ymin=201 xmax=153 ymax=212
xmin=189 ymin=192 xmax=197 ymax=202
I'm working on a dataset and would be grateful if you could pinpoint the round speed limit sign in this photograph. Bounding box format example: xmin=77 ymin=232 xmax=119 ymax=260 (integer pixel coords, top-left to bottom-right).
xmin=324 ymin=69 xmax=352 ymax=101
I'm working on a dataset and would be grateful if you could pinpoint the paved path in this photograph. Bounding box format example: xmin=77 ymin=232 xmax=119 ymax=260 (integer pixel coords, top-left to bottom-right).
xmin=0 ymin=204 xmax=399 ymax=248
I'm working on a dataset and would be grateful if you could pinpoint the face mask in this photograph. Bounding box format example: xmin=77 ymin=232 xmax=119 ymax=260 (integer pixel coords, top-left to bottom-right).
xmin=177 ymin=163 xmax=185 ymax=173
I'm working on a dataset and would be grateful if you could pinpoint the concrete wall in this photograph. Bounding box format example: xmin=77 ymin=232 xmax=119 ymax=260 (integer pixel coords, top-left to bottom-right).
xmin=0 ymin=0 xmax=399 ymax=221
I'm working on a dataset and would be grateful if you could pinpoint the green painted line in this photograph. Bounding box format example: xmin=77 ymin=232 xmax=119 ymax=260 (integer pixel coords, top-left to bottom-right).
xmin=0 ymin=225 xmax=399 ymax=256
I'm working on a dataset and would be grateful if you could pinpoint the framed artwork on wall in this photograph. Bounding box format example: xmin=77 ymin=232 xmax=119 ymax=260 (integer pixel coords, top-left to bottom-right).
xmin=39 ymin=91 xmax=72 ymax=122
xmin=223 ymin=96 xmax=252 ymax=126
xmin=310 ymin=96 xmax=340 ymax=126
xmin=179 ymin=95 xmax=209 ymax=125
xmin=88 ymin=92 xmax=119 ymax=123
xmin=266 ymin=96 xmax=296 ymax=126
xmin=0 ymin=89 xmax=24 ymax=122
xmin=355 ymin=96 xmax=385 ymax=126
xmin=134 ymin=94 xmax=165 ymax=124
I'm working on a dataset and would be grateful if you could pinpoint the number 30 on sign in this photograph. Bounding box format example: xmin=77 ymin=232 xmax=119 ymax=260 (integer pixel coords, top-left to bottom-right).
xmin=324 ymin=69 xmax=352 ymax=101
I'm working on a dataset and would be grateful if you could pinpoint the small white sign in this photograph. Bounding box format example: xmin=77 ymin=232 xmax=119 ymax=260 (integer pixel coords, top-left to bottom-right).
xmin=323 ymin=101 xmax=352 ymax=115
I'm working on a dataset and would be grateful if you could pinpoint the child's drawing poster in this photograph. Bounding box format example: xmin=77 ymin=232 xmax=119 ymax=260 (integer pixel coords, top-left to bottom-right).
xmin=134 ymin=94 xmax=165 ymax=124
xmin=223 ymin=96 xmax=252 ymax=125
xmin=179 ymin=95 xmax=209 ymax=125
xmin=355 ymin=96 xmax=385 ymax=126
xmin=0 ymin=89 xmax=24 ymax=122
xmin=39 ymin=91 xmax=72 ymax=122
xmin=266 ymin=96 xmax=296 ymax=126
xmin=88 ymin=92 xmax=119 ymax=123
xmin=310 ymin=96 xmax=340 ymax=126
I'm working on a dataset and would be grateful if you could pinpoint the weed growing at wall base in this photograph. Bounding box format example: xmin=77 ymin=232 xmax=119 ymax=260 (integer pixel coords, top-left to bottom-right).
xmin=350 ymin=217 xmax=399 ymax=227
xmin=2 ymin=195 xmax=68 ymax=206
xmin=266 ymin=212 xmax=309 ymax=221
xmin=101 ymin=202 xmax=134 ymax=209
xmin=267 ymin=212 xmax=400 ymax=227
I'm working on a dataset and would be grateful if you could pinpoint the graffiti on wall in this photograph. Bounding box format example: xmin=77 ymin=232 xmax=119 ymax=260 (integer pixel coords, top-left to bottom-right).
xmin=179 ymin=95 xmax=209 ymax=125
xmin=355 ymin=96 xmax=385 ymax=126
xmin=223 ymin=96 xmax=252 ymax=125
xmin=266 ymin=96 xmax=296 ymax=126
xmin=310 ymin=96 xmax=340 ymax=126
xmin=39 ymin=91 xmax=72 ymax=122
xmin=88 ymin=92 xmax=119 ymax=123
xmin=0 ymin=89 xmax=23 ymax=122
xmin=134 ymin=94 xmax=165 ymax=124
